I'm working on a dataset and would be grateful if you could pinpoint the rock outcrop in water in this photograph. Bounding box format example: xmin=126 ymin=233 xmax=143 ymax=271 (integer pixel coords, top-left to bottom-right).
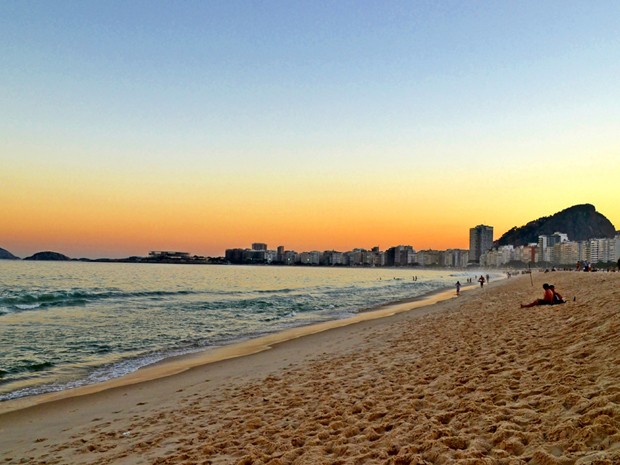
xmin=0 ymin=247 xmax=19 ymax=259
xmin=23 ymin=251 xmax=71 ymax=261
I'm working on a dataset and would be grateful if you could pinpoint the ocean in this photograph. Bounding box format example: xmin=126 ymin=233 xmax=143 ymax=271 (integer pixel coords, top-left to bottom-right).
xmin=0 ymin=261 xmax=498 ymax=402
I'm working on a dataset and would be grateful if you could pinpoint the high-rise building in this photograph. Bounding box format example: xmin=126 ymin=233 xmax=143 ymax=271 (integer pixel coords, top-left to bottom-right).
xmin=252 ymin=243 xmax=267 ymax=251
xmin=469 ymin=225 xmax=494 ymax=264
xmin=385 ymin=245 xmax=415 ymax=266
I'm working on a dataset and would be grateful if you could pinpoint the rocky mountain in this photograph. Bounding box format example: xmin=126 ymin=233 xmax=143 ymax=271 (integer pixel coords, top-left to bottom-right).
xmin=495 ymin=204 xmax=616 ymax=247
xmin=0 ymin=247 xmax=19 ymax=259
xmin=24 ymin=251 xmax=71 ymax=261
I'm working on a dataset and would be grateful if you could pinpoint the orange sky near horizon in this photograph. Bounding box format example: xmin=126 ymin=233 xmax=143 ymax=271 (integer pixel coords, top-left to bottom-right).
xmin=3 ymin=155 xmax=619 ymax=259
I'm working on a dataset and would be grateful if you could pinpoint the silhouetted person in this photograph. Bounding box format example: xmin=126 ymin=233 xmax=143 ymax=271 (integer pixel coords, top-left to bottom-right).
xmin=521 ymin=283 xmax=554 ymax=308
xmin=549 ymin=285 xmax=566 ymax=304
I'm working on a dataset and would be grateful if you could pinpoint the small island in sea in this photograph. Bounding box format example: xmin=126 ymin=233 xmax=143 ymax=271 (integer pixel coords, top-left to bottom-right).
xmin=0 ymin=247 xmax=19 ymax=260
xmin=23 ymin=251 xmax=71 ymax=261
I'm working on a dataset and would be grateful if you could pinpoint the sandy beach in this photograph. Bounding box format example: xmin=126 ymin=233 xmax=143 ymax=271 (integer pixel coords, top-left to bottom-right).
xmin=1 ymin=271 xmax=619 ymax=465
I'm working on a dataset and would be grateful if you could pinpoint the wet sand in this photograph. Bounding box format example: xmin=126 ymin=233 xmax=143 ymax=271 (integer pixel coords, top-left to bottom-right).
xmin=1 ymin=271 xmax=619 ymax=464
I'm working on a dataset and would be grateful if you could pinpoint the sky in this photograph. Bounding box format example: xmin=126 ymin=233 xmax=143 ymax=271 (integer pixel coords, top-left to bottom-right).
xmin=2 ymin=1 xmax=619 ymax=259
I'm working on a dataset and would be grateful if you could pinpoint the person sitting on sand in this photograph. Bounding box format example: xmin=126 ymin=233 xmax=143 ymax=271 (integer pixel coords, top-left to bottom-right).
xmin=549 ymin=284 xmax=566 ymax=304
xmin=520 ymin=283 xmax=554 ymax=308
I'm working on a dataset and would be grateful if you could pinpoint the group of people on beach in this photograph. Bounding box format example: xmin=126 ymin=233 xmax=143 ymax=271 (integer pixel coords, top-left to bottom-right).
xmin=520 ymin=283 xmax=566 ymax=308
xmin=455 ymin=277 xmax=567 ymax=309
xmin=455 ymin=274 xmax=490 ymax=296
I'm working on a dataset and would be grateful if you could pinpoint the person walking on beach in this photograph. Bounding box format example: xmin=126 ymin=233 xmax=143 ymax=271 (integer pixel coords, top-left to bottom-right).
xmin=478 ymin=275 xmax=485 ymax=288
xmin=520 ymin=283 xmax=554 ymax=308
xmin=455 ymin=281 xmax=461 ymax=296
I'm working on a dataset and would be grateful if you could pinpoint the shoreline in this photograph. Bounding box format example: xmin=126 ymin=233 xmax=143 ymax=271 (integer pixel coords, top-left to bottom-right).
xmin=3 ymin=272 xmax=619 ymax=464
xmin=0 ymin=279 xmax=476 ymax=415
xmin=0 ymin=266 xmax=482 ymax=407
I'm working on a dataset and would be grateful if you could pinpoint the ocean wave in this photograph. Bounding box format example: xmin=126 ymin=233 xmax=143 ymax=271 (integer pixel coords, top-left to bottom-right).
xmin=14 ymin=303 xmax=42 ymax=310
xmin=0 ymin=361 xmax=55 ymax=378
xmin=0 ymin=350 xmax=193 ymax=402
xmin=255 ymin=287 xmax=296 ymax=294
xmin=0 ymin=288 xmax=207 ymax=313
xmin=195 ymin=280 xmax=434 ymax=318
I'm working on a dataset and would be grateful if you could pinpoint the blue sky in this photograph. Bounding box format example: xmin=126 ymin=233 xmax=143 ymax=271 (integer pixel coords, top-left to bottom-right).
xmin=5 ymin=1 xmax=617 ymax=149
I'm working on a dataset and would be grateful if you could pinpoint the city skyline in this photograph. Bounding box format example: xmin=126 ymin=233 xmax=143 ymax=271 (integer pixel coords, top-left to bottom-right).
xmin=6 ymin=220 xmax=618 ymax=264
xmin=4 ymin=221 xmax=619 ymax=269
xmin=2 ymin=2 xmax=620 ymax=259
xmin=3 ymin=201 xmax=617 ymax=260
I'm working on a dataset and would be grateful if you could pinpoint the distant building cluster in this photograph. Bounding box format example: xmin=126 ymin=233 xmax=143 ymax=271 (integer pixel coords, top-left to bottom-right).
xmin=145 ymin=251 xmax=211 ymax=263
xmin=152 ymin=223 xmax=620 ymax=269
xmin=149 ymin=251 xmax=192 ymax=261
xmin=480 ymin=233 xmax=620 ymax=268
xmin=225 ymin=243 xmax=470 ymax=268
